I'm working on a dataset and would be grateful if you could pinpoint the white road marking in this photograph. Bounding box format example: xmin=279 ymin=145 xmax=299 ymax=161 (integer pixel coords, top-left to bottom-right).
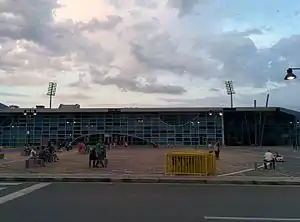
xmin=204 ymin=216 xmax=300 ymax=221
xmin=0 ymin=188 xmax=6 ymax=191
xmin=0 ymin=182 xmax=22 ymax=186
xmin=217 ymin=164 xmax=264 ymax=177
xmin=0 ymin=183 xmax=51 ymax=205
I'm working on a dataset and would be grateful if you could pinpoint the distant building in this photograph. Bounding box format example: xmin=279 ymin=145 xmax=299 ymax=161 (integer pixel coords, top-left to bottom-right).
xmin=0 ymin=106 xmax=298 ymax=147
xmin=58 ymin=104 xmax=80 ymax=109
xmin=9 ymin=105 xmax=19 ymax=109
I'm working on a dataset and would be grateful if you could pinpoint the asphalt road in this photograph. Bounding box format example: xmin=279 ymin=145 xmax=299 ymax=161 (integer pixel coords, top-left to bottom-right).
xmin=1 ymin=183 xmax=300 ymax=222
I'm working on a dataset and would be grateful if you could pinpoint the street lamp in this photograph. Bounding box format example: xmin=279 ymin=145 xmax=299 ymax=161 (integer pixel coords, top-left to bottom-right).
xmin=208 ymin=110 xmax=223 ymax=116
xmin=23 ymin=109 xmax=37 ymax=145
xmin=66 ymin=120 xmax=76 ymax=141
xmin=207 ymin=110 xmax=224 ymax=146
xmin=284 ymin=68 xmax=299 ymax=80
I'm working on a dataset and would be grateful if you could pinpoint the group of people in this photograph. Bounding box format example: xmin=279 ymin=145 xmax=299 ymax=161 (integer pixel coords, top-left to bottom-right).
xmin=88 ymin=139 xmax=108 ymax=168
xmin=24 ymin=145 xmax=59 ymax=166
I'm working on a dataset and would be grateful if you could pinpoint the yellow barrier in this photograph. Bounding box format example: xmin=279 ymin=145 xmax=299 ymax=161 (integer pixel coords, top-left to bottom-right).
xmin=165 ymin=151 xmax=216 ymax=176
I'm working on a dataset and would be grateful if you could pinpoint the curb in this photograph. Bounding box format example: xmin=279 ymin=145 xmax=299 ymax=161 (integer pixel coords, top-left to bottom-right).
xmin=0 ymin=176 xmax=299 ymax=185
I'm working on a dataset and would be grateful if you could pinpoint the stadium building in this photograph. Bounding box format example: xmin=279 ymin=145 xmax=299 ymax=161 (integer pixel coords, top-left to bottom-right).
xmin=0 ymin=103 xmax=299 ymax=147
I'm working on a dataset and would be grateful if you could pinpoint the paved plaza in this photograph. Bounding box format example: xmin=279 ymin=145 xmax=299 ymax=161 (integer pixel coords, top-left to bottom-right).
xmin=0 ymin=146 xmax=299 ymax=177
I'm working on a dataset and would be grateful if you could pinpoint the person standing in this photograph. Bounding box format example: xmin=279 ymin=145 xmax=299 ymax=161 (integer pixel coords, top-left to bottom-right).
xmin=101 ymin=143 xmax=108 ymax=168
xmin=214 ymin=141 xmax=221 ymax=160
xmin=95 ymin=139 xmax=105 ymax=168
xmin=89 ymin=146 xmax=96 ymax=168
xmin=264 ymin=150 xmax=275 ymax=170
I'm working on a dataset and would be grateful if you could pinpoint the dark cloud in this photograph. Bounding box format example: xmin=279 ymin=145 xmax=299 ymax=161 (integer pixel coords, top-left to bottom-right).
xmin=135 ymin=0 xmax=158 ymax=8
xmin=68 ymin=73 xmax=91 ymax=89
xmin=210 ymin=88 xmax=220 ymax=92
xmin=167 ymin=0 xmax=204 ymax=16
xmin=0 ymin=92 xmax=28 ymax=97
xmin=77 ymin=16 xmax=123 ymax=31
xmin=160 ymin=95 xmax=229 ymax=107
xmin=56 ymin=93 xmax=91 ymax=101
xmin=1 ymin=0 xmax=300 ymax=107
xmin=90 ymin=66 xmax=186 ymax=95
xmin=0 ymin=0 xmax=113 ymax=66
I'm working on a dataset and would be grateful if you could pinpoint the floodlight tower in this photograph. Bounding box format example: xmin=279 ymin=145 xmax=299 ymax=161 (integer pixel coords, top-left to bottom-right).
xmin=47 ymin=81 xmax=57 ymax=109
xmin=225 ymin=80 xmax=235 ymax=108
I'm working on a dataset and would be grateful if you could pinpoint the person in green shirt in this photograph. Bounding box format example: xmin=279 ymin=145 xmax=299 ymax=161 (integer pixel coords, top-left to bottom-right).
xmin=95 ymin=139 xmax=106 ymax=168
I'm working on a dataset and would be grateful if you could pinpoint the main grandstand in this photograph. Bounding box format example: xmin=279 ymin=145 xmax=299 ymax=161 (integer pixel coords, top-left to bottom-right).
xmin=0 ymin=103 xmax=299 ymax=147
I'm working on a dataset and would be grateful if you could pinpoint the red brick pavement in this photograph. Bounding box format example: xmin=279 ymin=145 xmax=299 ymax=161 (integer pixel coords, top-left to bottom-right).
xmin=0 ymin=147 xmax=264 ymax=175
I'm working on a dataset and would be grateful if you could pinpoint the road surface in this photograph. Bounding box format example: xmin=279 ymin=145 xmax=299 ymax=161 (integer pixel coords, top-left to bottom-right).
xmin=0 ymin=182 xmax=300 ymax=222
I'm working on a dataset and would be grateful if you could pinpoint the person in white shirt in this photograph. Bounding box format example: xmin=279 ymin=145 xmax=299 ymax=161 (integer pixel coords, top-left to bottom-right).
xmin=264 ymin=150 xmax=275 ymax=170
xmin=29 ymin=148 xmax=37 ymax=159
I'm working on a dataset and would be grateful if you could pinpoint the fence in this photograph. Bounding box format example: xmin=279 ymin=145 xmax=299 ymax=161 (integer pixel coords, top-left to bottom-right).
xmin=165 ymin=151 xmax=216 ymax=176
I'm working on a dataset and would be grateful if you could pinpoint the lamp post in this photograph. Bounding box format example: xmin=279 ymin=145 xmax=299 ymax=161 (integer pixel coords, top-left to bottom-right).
xmin=23 ymin=109 xmax=37 ymax=146
xmin=208 ymin=110 xmax=224 ymax=146
xmin=284 ymin=68 xmax=299 ymax=80
xmin=284 ymin=68 xmax=300 ymax=150
xmin=66 ymin=120 xmax=75 ymax=142
xmin=289 ymin=120 xmax=299 ymax=151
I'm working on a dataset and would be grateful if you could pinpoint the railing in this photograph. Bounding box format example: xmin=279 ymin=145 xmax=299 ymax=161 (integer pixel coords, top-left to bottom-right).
xmin=165 ymin=151 xmax=216 ymax=176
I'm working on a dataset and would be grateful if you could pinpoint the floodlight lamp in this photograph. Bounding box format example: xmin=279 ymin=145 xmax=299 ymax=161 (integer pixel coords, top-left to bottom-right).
xmin=52 ymin=83 xmax=57 ymax=96
xmin=218 ymin=111 xmax=223 ymax=116
xmin=225 ymin=80 xmax=235 ymax=95
xmin=23 ymin=110 xmax=27 ymax=116
xmin=284 ymin=68 xmax=297 ymax=80
xmin=47 ymin=81 xmax=57 ymax=96
xmin=208 ymin=111 xmax=213 ymax=116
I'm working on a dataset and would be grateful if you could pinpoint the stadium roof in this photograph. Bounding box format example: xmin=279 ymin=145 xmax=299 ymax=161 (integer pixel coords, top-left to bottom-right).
xmin=0 ymin=103 xmax=8 ymax=109
xmin=0 ymin=106 xmax=297 ymax=114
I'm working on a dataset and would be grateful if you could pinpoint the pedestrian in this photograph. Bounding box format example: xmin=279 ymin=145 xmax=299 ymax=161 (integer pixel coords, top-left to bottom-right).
xmin=101 ymin=143 xmax=108 ymax=168
xmin=95 ymin=139 xmax=105 ymax=168
xmin=88 ymin=146 xmax=97 ymax=168
xmin=214 ymin=141 xmax=220 ymax=160
xmin=293 ymin=137 xmax=297 ymax=152
xmin=264 ymin=150 xmax=275 ymax=170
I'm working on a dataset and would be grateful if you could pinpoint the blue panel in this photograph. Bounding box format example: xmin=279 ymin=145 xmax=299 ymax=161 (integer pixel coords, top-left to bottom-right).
xmin=0 ymin=111 xmax=224 ymax=147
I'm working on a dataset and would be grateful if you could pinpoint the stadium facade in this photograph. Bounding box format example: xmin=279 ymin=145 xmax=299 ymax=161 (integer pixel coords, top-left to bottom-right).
xmin=0 ymin=105 xmax=299 ymax=147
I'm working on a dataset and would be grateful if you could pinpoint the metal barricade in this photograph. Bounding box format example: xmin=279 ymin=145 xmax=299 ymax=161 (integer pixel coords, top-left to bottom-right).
xmin=165 ymin=151 xmax=216 ymax=176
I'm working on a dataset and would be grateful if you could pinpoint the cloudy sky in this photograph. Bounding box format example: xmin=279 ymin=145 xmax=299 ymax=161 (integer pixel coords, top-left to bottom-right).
xmin=0 ymin=0 xmax=300 ymax=109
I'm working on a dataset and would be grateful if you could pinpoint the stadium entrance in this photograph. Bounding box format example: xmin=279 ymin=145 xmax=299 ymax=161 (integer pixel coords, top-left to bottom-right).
xmin=71 ymin=133 xmax=155 ymax=146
